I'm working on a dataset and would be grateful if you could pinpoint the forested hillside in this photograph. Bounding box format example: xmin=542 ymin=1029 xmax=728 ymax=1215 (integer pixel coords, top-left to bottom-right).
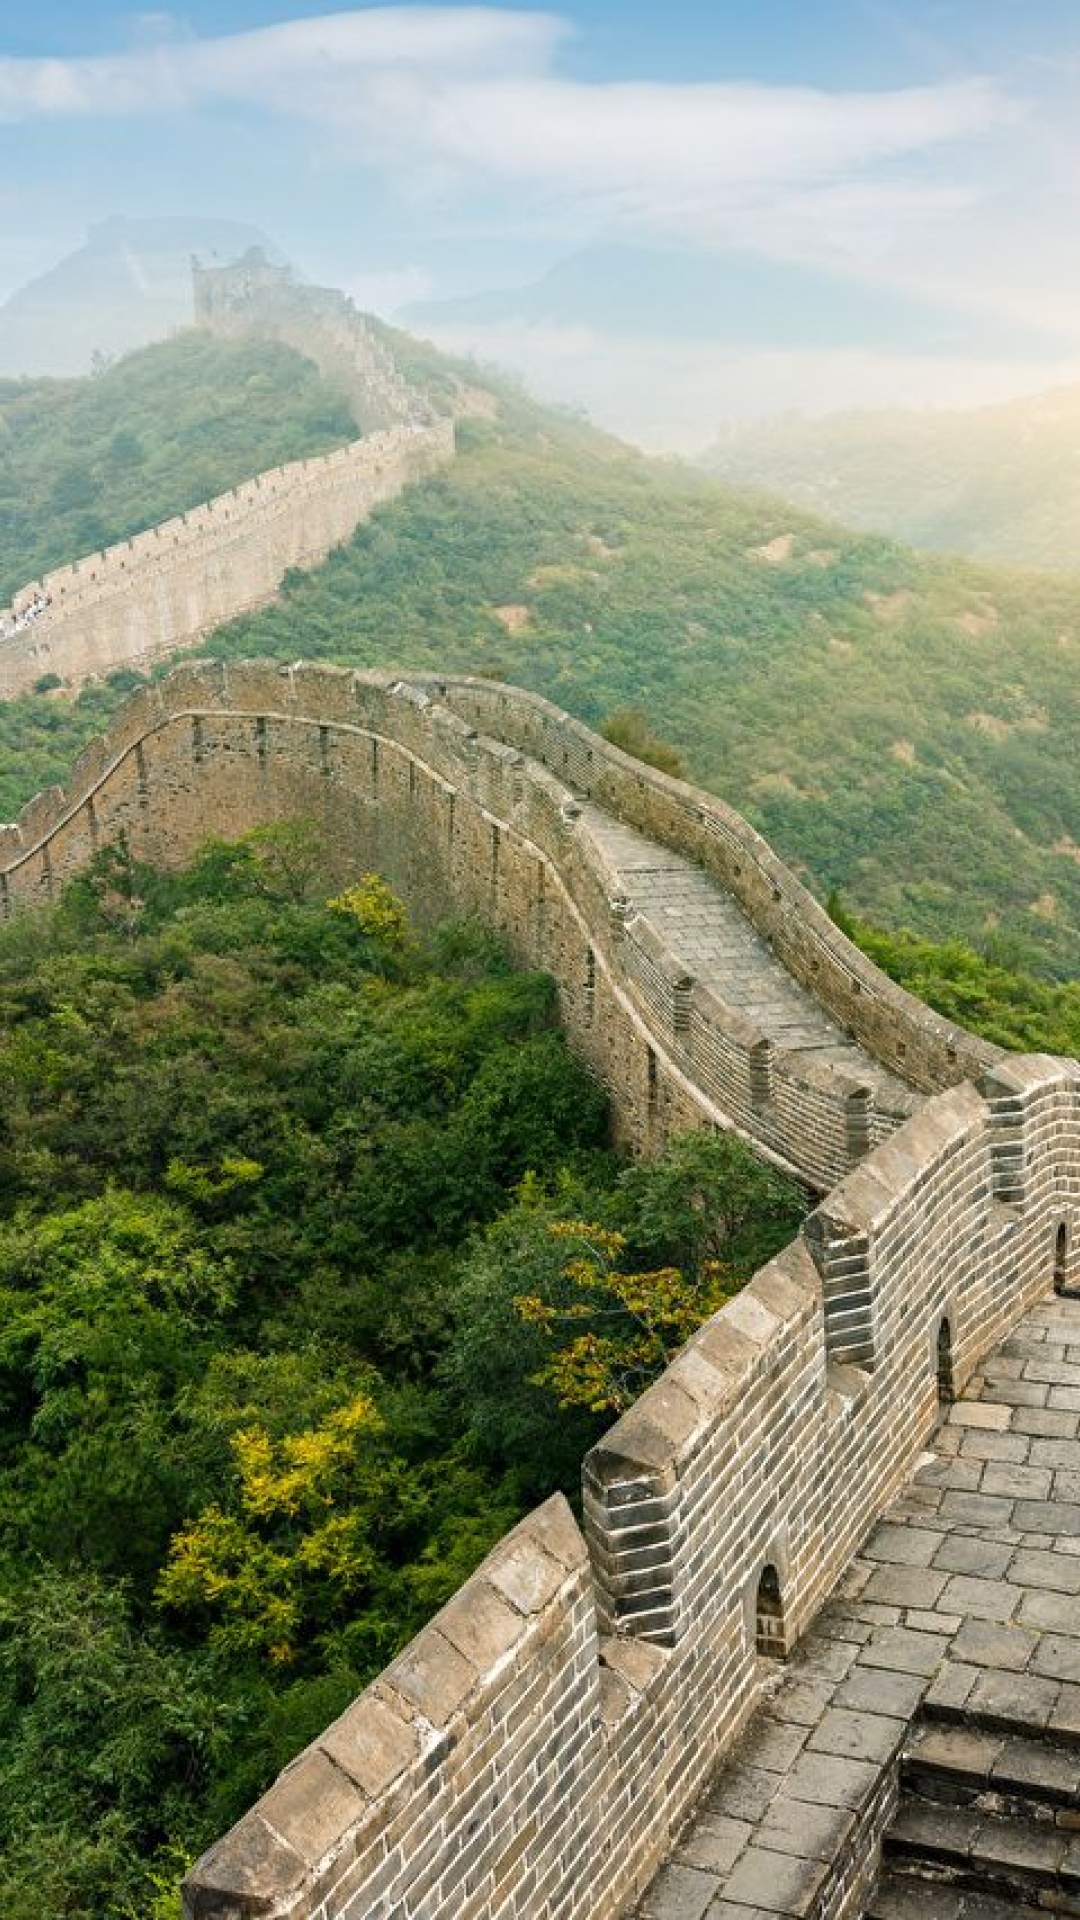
xmin=0 ymin=331 xmax=354 ymax=604
xmin=699 ymin=387 xmax=1080 ymax=573
xmin=0 ymin=832 xmax=799 ymax=1915
xmin=7 ymin=331 xmax=1080 ymax=975
xmin=190 ymin=393 xmax=1080 ymax=980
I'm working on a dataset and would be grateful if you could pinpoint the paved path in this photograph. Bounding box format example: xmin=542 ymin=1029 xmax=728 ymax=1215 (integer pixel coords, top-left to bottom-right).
xmin=579 ymin=805 xmax=914 ymax=1111
xmin=634 ymin=1291 xmax=1080 ymax=1919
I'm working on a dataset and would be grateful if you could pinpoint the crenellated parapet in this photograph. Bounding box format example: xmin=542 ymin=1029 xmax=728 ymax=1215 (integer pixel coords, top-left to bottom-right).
xmin=0 ymin=255 xmax=459 ymax=702
xmin=0 ymin=423 xmax=454 ymax=701
xmin=0 ymin=663 xmax=989 ymax=1186
xmin=192 ymin=247 xmax=433 ymax=434
xmin=410 ymin=676 xmax=998 ymax=1100
xmin=2 ymin=663 xmax=1075 ymax=1920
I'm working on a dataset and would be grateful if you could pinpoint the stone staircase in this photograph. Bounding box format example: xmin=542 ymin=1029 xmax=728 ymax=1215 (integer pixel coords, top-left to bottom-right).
xmin=867 ymin=1707 xmax=1080 ymax=1916
xmin=579 ymin=801 xmax=917 ymax=1110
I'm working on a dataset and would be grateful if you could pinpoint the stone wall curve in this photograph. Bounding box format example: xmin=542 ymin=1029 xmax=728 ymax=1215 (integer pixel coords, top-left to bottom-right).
xmin=0 ymin=424 xmax=454 ymax=701
xmin=410 ymin=675 xmax=1000 ymax=1099
xmin=1 ymin=662 xmax=1073 ymax=1920
xmin=0 ymin=661 xmax=981 ymax=1188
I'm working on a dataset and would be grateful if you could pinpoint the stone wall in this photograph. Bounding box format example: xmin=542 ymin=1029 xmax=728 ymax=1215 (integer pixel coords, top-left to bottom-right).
xmin=193 ymin=252 xmax=427 ymax=434
xmin=414 ymin=676 xmax=998 ymax=1102
xmin=0 ymin=253 xmax=454 ymax=703
xmin=0 ymin=662 xmax=974 ymax=1186
xmin=0 ymin=425 xmax=454 ymax=702
xmin=2 ymin=662 xmax=1073 ymax=1920
xmin=182 ymin=1060 xmax=1080 ymax=1920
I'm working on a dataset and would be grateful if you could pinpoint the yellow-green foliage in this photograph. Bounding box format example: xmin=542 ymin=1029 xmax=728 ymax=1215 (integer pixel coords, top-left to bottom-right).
xmin=518 ymin=1220 xmax=734 ymax=1415
xmin=327 ymin=874 xmax=410 ymax=948
xmin=158 ymin=1389 xmax=408 ymax=1665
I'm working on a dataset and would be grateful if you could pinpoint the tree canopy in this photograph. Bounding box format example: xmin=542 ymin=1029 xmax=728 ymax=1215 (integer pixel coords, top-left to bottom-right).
xmin=0 ymin=828 xmax=802 ymax=1915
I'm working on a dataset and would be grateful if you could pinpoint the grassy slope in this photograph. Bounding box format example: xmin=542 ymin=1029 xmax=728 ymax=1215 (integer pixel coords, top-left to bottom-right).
xmin=6 ymin=355 xmax=1080 ymax=976
xmin=0 ymin=331 xmax=355 ymax=604
xmin=700 ymin=388 xmax=1080 ymax=573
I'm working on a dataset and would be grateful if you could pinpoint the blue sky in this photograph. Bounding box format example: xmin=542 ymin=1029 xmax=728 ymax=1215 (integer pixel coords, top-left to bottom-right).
xmin=2 ymin=4 xmax=1080 ymax=442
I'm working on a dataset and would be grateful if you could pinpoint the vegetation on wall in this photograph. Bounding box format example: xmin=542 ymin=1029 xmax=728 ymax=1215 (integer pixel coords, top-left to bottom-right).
xmin=0 ymin=330 xmax=355 ymax=604
xmin=0 ymin=830 xmax=800 ymax=1917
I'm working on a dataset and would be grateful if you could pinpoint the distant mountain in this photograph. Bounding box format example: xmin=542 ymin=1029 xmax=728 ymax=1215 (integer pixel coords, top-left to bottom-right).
xmin=0 ymin=216 xmax=286 ymax=377
xmin=699 ymin=387 xmax=1080 ymax=572
xmin=405 ymin=243 xmax=1055 ymax=356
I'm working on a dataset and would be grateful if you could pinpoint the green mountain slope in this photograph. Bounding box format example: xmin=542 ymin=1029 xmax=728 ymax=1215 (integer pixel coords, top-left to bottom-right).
xmin=0 ymin=331 xmax=355 ymax=605
xmin=700 ymin=387 xmax=1080 ymax=573
xmin=5 ymin=345 xmax=1080 ymax=977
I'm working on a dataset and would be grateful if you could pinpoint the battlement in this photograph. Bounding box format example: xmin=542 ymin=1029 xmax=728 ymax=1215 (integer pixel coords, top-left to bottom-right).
xmin=0 ymin=423 xmax=454 ymax=701
xmin=0 ymin=255 xmax=456 ymax=703
xmin=0 ymin=663 xmax=992 ymax=1188
xmin=186 ymin=1063 xmax=1079 ymax=1920
xmin=191 ymin=244 xmax=292 ymax=321
xmin=192 ymin=247 xmax=433 ymax=434
xmin=2 ymin=664 xmax=1073 ymax=1920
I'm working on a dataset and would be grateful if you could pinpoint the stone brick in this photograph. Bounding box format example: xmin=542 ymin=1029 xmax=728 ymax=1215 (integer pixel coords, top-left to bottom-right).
xmin=8 ymin=647 xmax=1080 ymax=1920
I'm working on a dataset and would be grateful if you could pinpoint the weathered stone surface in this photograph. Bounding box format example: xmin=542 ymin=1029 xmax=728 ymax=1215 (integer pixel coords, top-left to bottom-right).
xmin=721 ymin=1844 xmax=830 ymax=1915
xmin=634 ymin=1293 xmax=1080 ymax=1920
xmin=639 ymin=1863 xmax=715 ymax=1919
xmin=318 ymin=1693 xmax=418 ymax=1799
xmin=184 ymin=1816 xmax=307 ymax=1918
xmin=6 ymin=658 xmax=1077 ymax=1920
xmin=255 ymin=1751 xmax=366 ymax=1872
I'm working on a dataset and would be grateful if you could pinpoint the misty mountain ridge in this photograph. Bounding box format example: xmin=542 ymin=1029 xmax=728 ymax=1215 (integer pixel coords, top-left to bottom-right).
xmin=405 ymin=242 xmax=1062 ymax=357
xmin=700 ymin=384 xmax=1080 ymax=572
xmin=0 ymin=216 xmax=286 ymax=378
xmin=4 ymin=311 xmax=1080 ymax=979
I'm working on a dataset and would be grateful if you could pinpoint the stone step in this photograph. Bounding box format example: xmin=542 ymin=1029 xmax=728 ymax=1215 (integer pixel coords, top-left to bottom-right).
xmin=864 ymin=1867 xmax=1020 ymax=1919
xmin=904 ymin=1719 xmax=1080 ymax=1812
xmin=578 ymin=796 xmax=918 ymax=1104
xmin=882 ymin=1798 xmax=1080 ymax=1907
xmin=921 ymin=1689 xmax=1080 ymax=1756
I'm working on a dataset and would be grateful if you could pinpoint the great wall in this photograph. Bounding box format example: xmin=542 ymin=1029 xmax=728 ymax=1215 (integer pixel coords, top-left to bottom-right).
xmin=0 ymin=253 xmax=456 ymax=701
xmin=2 ymin=270 xmax=1079 ymax=1919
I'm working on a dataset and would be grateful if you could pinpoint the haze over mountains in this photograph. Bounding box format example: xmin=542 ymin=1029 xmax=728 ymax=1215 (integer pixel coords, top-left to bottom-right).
xmin=701 ymin=386 xmax=1080 ymax=573
xmin=6 ymin=306 xmax=1080 ymax=981
xmin=7 ymin=216 xmax=1077 ymax=452
xmin=403 ymin=242 xmax=1080 ymax=449
xmin=0 ymin=217 xmax=283 ymax=377
xmin=405 ymin=243 xmax=1052 ymax=354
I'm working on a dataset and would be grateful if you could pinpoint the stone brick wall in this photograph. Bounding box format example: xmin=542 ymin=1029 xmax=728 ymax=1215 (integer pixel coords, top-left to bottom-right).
xmin=179 ymin=1057 xmax=1080 ymax=1920
xmin=193 ymin=254 xmax=427 ymax=434
xmin=411 ymin=676 xmax=999 ymax=1100
xmin=0 ymin=425 xmax=454 ymax=702
xmin=2 ymin=662 xmax=1074 ymax=1920
xmin=0 ymin=253 xmax=455 ymax=703
xmin=0 ymin=662 xmax=964 ymax=1184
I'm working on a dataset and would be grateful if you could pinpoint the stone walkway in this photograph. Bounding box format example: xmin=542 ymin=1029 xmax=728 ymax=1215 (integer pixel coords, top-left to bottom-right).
xmin=580 ymin=803 xmax=913 ymax=1109
xmin=634 ymin=1291 xmax=1080 ymax=1919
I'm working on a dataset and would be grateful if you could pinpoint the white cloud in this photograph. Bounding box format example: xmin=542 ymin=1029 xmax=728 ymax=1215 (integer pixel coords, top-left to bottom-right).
xmin=0 ymin=11 xmax=564 ymax=121
xmin=420 ymin=316 xmax=1080 ymax=452
xmin=0 ymin=10 xmax=1012 ymax=256
xmin=342 ymin=264 xmax=434 ymax=311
